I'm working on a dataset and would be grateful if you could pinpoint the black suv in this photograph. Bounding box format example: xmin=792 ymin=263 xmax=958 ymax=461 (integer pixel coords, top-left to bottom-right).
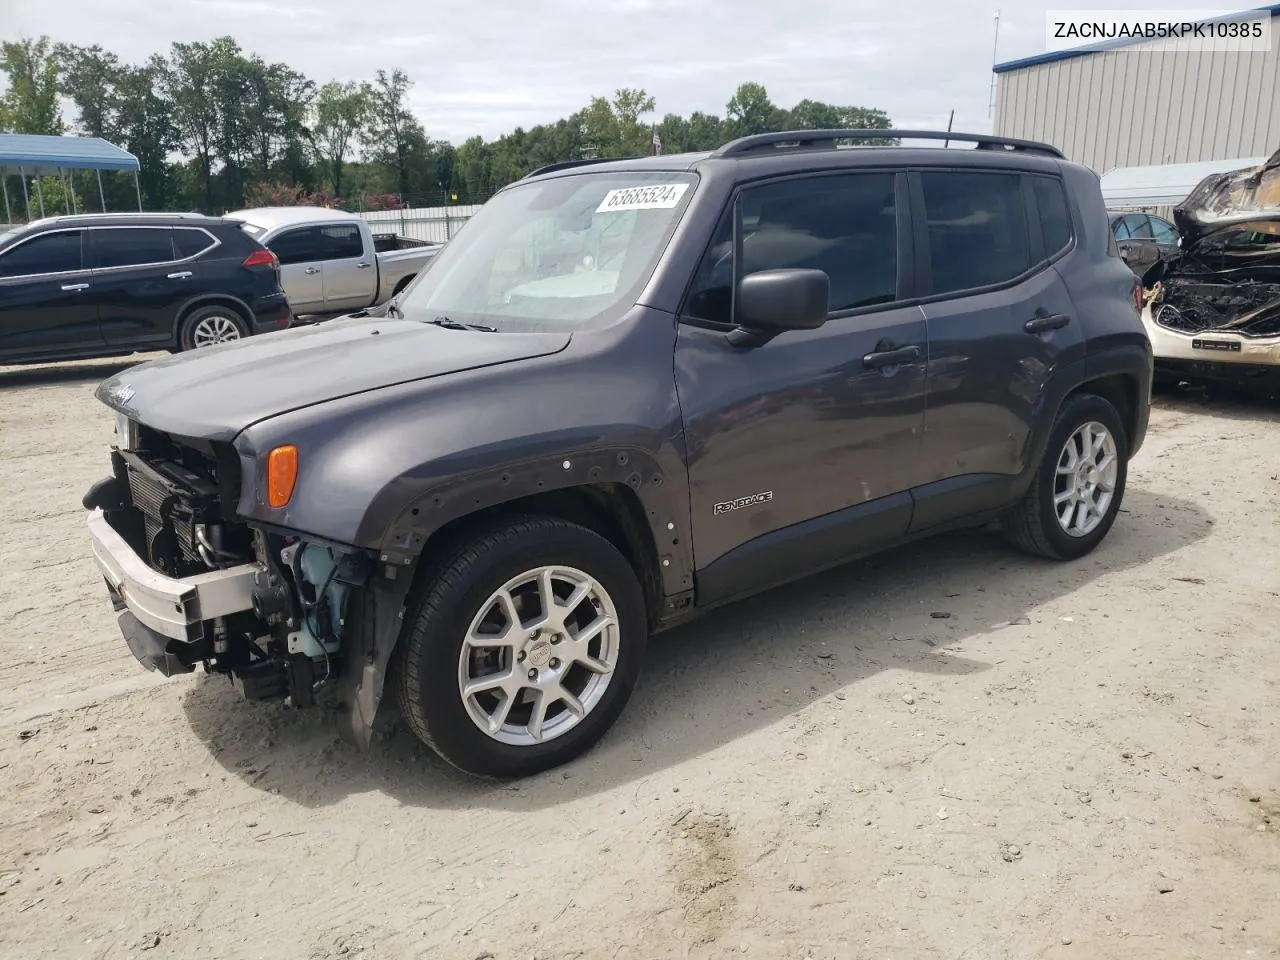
xmin=0 ymin=213 xmax=291 ymax=365
xmin=83 ymin=130 xmax=1152 ymax=778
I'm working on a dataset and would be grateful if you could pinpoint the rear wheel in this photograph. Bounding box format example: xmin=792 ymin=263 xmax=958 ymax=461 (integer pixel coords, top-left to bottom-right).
xmin=179 ymin=305 xmax=249 ymax=351
xmin=1003 ymin=393 xmax=1129 ymax=560
xmin=395 ymin=516 xmax=648 ymax=778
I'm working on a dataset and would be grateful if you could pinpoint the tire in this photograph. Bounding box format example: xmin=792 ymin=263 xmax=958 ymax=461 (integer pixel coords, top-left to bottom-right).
xmin=1002 ymin=392 xmax=1129 ymax=561
xmin=178 ymin=304 xmax=250 ymax=351
xmin=395 ymin=516 xmax=648 ymax=778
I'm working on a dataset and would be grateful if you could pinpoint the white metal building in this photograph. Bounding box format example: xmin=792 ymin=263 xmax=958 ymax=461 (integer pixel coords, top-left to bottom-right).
xmin=1099 ymin=155 xmax=1268 ymax=214
xmin=993 ymin=4 xmax=1280 ymax=175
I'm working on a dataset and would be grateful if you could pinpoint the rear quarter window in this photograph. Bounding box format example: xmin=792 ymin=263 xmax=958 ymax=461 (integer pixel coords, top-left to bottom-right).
xmin=1031 ymin=177 xmax=1073 ymax=255
xmin=174 ymin=229 xmax=217 ymax=259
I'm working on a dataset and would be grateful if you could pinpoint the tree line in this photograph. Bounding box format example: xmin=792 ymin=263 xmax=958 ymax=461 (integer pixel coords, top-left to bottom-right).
xmin=0 ymin=36 xmax=894 ymax=216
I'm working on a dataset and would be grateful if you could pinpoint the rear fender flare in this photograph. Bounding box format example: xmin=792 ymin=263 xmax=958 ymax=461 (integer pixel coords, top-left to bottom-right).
xmin=1018 ymin=346 xmax=1151 ymax=498
xmin=1015 ymin=355 xmax=1089 ymax=497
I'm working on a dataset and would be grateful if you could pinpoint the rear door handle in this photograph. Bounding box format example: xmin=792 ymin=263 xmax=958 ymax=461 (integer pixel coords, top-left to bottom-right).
xmin=863 ymin=344 xmax=921 ymax=368
xmin=167 ymin=271 xmax=193 ymax=280
xmin=61 ymin=283 xmax=89 ymax=292
xmin=1025 ymin=311 xmax=1071 ymax=334
xmin=356 ymin=261 xmax=372 ymax=269
xmin=304 ymin=267 xmax=320 ymax=275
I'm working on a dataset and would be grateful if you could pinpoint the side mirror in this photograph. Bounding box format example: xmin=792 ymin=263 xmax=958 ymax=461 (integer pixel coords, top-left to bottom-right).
xmin=729 ymin=268 xmax=830 ymax=347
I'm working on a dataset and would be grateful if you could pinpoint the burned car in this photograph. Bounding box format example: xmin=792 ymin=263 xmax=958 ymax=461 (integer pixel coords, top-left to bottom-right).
xmin=1143 ymin=150 xmax=1280 ymax=385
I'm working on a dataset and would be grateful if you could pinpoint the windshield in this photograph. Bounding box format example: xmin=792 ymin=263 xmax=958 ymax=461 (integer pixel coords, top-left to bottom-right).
xmin=398 ymin=171 xmax=697 ymax=332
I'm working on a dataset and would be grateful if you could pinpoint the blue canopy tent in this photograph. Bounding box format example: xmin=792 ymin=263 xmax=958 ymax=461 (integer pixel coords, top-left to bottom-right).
xmin=0 ymin=134 xmax=142 ymax=224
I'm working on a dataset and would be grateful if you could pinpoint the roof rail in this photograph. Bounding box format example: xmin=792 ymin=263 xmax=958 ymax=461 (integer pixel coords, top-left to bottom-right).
xmin=523 ymin=156 xmax=642 ymax=179
xmin=33 ymin=211 xmax=210 ymax=224
xmin=712 ymin=129 xmax=1066 ymax=159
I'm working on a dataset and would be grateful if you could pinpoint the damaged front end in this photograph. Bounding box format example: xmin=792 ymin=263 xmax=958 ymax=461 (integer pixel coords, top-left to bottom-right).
xmin=1143 ymin=150 xmax=1280 ymax=376
xmin=84 ymin=423 xmax=396 ymax=747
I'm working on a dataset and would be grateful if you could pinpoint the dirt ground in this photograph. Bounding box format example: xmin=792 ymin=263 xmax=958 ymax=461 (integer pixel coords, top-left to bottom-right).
xmin=1 ymin=355 xmax=1278 ymax=960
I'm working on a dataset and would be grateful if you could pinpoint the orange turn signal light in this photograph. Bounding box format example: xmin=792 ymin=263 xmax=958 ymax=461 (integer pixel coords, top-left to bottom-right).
xmin=267 ymin=445 xmax=298 ymax=508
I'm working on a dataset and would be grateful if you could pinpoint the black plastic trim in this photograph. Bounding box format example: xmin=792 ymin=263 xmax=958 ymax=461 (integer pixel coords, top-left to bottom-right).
xmin=695 ymin=492 xmax=912 ymax=608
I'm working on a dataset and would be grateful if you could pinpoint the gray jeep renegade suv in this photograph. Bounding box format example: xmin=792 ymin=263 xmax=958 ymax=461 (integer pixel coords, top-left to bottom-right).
xmin=84 ymin=130 xmax=1152 ymax=778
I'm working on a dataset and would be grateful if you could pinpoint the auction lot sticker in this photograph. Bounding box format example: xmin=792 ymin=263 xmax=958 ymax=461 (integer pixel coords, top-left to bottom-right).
xmin=596 ymin=183 xmax=690 ymax=213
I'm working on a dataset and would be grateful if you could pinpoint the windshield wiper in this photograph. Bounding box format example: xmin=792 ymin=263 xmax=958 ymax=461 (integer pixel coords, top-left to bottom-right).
xmin=425 ymin=315 xmax=497 ymax=332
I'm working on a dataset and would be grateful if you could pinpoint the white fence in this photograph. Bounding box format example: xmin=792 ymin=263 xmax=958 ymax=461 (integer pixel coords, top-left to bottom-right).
xmin=356 ymin=203 xmax=483 ymax=243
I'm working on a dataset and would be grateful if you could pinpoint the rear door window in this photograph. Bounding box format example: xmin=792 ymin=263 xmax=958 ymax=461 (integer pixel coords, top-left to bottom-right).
xmin=269 ymin=227 xmax=324 ymax=265
xmin=90 ymin=228 xmax=176 ymax=269
xmin=0 ymin=230 xmax=84 ymax=277
xmin=320 ymin=224 xmax=365 ymax=261
xmin=919 ymin=171 xmax=1031 ymax=295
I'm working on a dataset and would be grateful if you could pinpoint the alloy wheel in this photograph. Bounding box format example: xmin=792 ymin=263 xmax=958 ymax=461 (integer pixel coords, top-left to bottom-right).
xmin=457 ymin=565 xmax=620 ymax=747
xmin=1053 ymin=420 xmax=1119 ymax=537
xmin=191 ymin=314 xmax=243 ymax=347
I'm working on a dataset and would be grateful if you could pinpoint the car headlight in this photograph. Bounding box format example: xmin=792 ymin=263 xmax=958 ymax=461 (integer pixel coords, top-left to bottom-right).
xmin=115 ymin=412 xmax=139 ymax=450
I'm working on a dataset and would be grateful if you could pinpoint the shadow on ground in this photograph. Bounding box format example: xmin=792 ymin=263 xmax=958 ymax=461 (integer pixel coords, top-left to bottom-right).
xmin=0 ymin=356 xmax=151 ymax=389
xmin=180 ymin=485 xmax=1212 ymax=811
xmin=1152 ymin=382 xmax=1280 ymax=425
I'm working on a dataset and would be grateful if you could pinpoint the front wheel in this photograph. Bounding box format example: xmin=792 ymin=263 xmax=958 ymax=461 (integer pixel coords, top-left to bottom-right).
xmin=395 ymin=517 xmax=648 ymax=778
xmin=1003 ymin=393 xmax=1129 ymax=560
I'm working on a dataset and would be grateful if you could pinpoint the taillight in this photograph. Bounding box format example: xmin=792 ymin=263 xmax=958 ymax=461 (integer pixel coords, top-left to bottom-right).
xmin=1133 ymin=281 xmax=1144 ymax=313
xmin=242 ymin=249 xmax=278 ymax=268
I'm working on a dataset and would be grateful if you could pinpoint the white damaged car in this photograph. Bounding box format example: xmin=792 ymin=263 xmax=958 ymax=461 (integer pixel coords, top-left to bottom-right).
xmin=1143 ymin=150 xmax=1280 ymax=388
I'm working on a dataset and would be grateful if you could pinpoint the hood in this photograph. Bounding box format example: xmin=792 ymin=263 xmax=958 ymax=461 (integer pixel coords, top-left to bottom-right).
xmin=96 ymin=317 xmax=571 ymax=442
xmin=1174 ymin=147 xmax=1280 ymax=245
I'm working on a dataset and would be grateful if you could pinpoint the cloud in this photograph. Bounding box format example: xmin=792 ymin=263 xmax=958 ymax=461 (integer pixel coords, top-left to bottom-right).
xmin=4 ymin=0 xmax=1099 ymax=144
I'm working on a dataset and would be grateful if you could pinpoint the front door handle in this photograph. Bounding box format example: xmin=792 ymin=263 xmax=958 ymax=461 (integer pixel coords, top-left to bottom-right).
xmin=1025 ymin=311 xmax=1071 ymax=334
xmin=61 ymin=282 xmax=90 ymax=292
xmin=356 ymin=261 xmax=372 ymax=269
xmin=167 ymin=270 xmax=193 ymax=280
xmin=863 ymin=344 xmax=921 ymax=368
xmin=304 ymin=267 xmax=320 ymax=275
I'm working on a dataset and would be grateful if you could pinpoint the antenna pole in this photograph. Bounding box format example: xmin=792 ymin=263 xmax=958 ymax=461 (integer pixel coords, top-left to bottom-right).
xmin=988 ymin=8 xmax=1002 ymax=120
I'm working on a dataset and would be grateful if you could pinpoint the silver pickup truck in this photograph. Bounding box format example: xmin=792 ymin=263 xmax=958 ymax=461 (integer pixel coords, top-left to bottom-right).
xmin=227 ymin=207 xmax=439 ymax=317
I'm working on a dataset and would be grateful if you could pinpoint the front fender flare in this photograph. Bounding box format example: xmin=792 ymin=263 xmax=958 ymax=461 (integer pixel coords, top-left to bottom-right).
xmin=370 ymin=445 xmax=693 ymax=599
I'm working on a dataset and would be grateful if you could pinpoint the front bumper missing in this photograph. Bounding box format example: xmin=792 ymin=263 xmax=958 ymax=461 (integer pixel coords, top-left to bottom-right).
xmin=86 ymin=508 xmax=259 ymax=644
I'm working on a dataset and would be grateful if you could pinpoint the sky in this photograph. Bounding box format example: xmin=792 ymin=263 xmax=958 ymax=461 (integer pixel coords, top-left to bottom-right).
xmin=0 ymin=0 xmax=1255 ymax=145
